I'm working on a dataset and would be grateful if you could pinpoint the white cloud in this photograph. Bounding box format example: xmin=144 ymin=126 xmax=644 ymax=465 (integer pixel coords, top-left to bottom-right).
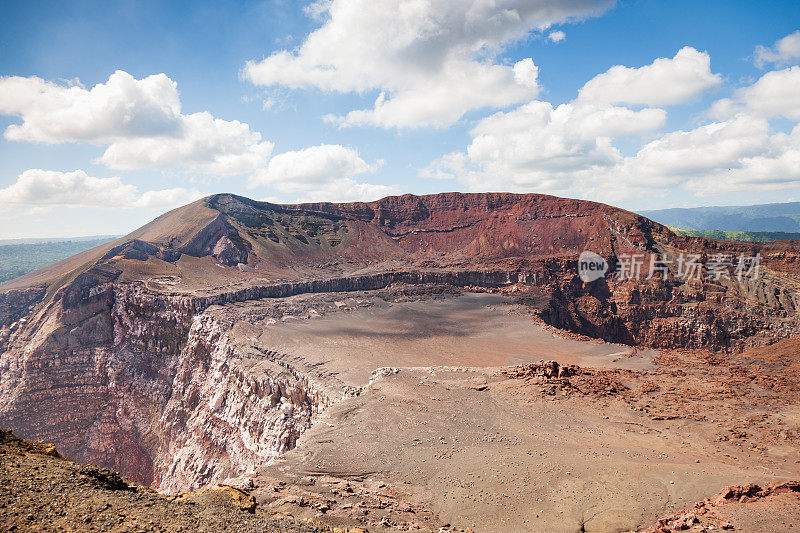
xmin=421 ymin=99 xmax=666 ymax=192
xmin=0 ymin=71 xmax=274 ymax=175
xmin=710 ymin=66 xmax=800 ymax=121
xmin=472 ymin=100 xmax=664 ymax=169
xmin=244 ymin=0 xmax=613 ymax=128
xmin=589 ymin=117 xmax=800 ymax=199
xmin=132 ymin=187 xmax=205 ymax=209
xmin=420 ymin=152 xmax=474 ymax=180
xmin=577 ymin=46 xmax=720 ymax=106
xmin=96 ymin=112 xmax=274 ymax=174
xmin=421 ymin=49 xmax=800 ymax=202
xmin=0 ymin=71 xmax=181 ymax=144
xmin=512 ymin=58 xmax=540 ymax=89
xmin=754 ymin=30 xmax=800 ymax=68
xmin=296 ymin=178 xmax=400 ymax=203
xmin=251 ymin=144 xmax=376 ymax=189
xmin=0 ymin=169 xmax=204 ymax=209
xmin=0 ymin=169 xmax=138 ymax=207
xmin=427 ymin=110 xmax=800 ymax=200
xmin=548 ymin=30 xmax=566 ymax=42
xmin=611 ymin=114 xmax=774 ymax=185
xmin=249 ymin=144 xmax=396 ymax=201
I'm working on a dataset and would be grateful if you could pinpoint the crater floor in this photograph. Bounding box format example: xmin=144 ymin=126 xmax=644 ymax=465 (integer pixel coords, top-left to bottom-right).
xmin=209 ymin=290 xmax=800 ymax=532
xmin=234 ymin=292 xmax=654 ymax=390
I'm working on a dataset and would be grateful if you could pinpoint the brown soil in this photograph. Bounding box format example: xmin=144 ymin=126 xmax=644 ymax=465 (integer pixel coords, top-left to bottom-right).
xmin=242 ymin=313 xmax=800 ymax=532
xmin=0 ymin=428 xmax=336 ymax=532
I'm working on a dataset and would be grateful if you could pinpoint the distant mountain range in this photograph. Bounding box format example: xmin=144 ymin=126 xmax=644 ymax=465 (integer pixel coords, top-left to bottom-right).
xmin=641 ymin=202 xmax=800 ymax=232
xmin=0 ymin=235 xmax=120 ymax=246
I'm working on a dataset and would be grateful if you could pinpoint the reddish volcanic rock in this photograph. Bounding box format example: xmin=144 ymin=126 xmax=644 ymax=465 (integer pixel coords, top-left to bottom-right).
xmin=1 ymin=191 xmax=799 ymax=496
xmin=639 ymin=481 xmax=800 ymax=533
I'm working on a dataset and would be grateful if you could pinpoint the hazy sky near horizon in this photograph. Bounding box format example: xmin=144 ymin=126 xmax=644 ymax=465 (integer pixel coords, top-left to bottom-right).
xmin=1 ymin=0 xmax=800 ymax=237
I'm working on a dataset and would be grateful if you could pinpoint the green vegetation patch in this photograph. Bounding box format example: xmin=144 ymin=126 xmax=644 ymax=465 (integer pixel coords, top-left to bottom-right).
xmin=0 ymin=237 xmax=118 ymax=283
xmin=668 ymin=227 xmax=800 ymax=242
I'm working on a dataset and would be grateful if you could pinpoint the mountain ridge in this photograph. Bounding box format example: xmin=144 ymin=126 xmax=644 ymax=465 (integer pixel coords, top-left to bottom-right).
xmin=642 ymin=201 xmax=800 ymax=232
xmin=0 ymin=191 xmax=667 ymax=294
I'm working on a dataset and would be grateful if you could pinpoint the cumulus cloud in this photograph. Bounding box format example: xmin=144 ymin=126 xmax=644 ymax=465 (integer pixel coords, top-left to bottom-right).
xmin=512 ymin=58 xmax=540 ymax=89
xmin=548 ymin=30 xmax=566 ymax=42
xmin=709 ymin=66 xmax=800 ymax=121
xmin=754 ymin=30 xmax=800 ymax=68
xmin=0 ymin=169 xmax=204 ymax=209
xmin=419 ymin=47 xmax=694 ymax=192
xmin=472 ymin=101 xmax=664 ymax=169
xmin=244 ymin=0 xmax=613 ymax=128
xmin=0 ymin=169 xmax=138 ymax=207
xmin=585 ymin=116 xmax=800 ymax=198
xmin=0 ymin=71 xmax=180 ymax=144
xmin=427 ymin=112 xmax=800 ymax=200
xmin=577 ymin=46 xmax=720 ymax=106
xmin=249 ymin=144 xmax=396 ymax=202
xmin=251 ymin=144 xmax=378 ymax=189
xmin=0 ymin=71 xmax=274 ymax=175
xmin=295 ymin=178 xmax=400 ymax=203
xmin=610 ymin=114 xmax=774 ymax=185
xmin=421 ymin=48 xmax=800 ymax=201
xmin=96 ymin=112 xmax=275 ymax=174
xmin=131 ymin=187 xmax=206 ymax=208
xmin=422 ymin=100 xmax=665 ymax=192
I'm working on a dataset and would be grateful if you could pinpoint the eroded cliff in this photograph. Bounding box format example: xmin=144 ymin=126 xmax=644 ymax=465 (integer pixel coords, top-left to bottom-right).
xmin=1 ymin=191 xmax=799 ymax=496
xmin=0 ymin=278 xmax=333 ymax=491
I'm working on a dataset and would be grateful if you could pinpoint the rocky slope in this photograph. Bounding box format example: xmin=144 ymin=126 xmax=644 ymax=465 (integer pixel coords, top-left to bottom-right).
xmin=639 ymin=481 xmax=800 ymax=533
xmin=0 ymin=191 xmax=798 ymax=500
xmin=0 ymin=428 xmax=331 ymax=532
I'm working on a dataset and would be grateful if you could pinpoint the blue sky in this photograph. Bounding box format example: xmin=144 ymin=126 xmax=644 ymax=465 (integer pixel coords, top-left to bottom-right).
xmin=1 ymin=0 xmax=799 ymax=237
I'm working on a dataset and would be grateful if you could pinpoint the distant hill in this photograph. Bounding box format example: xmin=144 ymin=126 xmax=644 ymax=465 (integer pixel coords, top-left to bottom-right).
xmin=0 ymin=235 xmax=120 ymax=246
xmin=668 ymin=227 xmax=800 ymax=242
xmin=0 ymin=236 xmax=120 ymax=283
xmin=641 ymin=202 xmax=800 ymax=232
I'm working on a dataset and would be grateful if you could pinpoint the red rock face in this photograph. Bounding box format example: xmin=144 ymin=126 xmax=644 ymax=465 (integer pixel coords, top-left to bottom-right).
xmin=537 ymin=271 xmax=800 ymax=352
xmin=298 ymin=192 xmax=625 ymax=263
xmin=0 ymin=192 xmax=798 ymax=492
xmin=640 ymin=481 xmax=800 ymax=533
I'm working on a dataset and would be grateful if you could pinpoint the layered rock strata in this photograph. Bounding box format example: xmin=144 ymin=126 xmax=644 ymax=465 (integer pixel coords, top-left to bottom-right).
xmin=1 ymin=191 xmax=799 ymax=495
xmin=0 ymin=270 xmax=517 ymax=491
